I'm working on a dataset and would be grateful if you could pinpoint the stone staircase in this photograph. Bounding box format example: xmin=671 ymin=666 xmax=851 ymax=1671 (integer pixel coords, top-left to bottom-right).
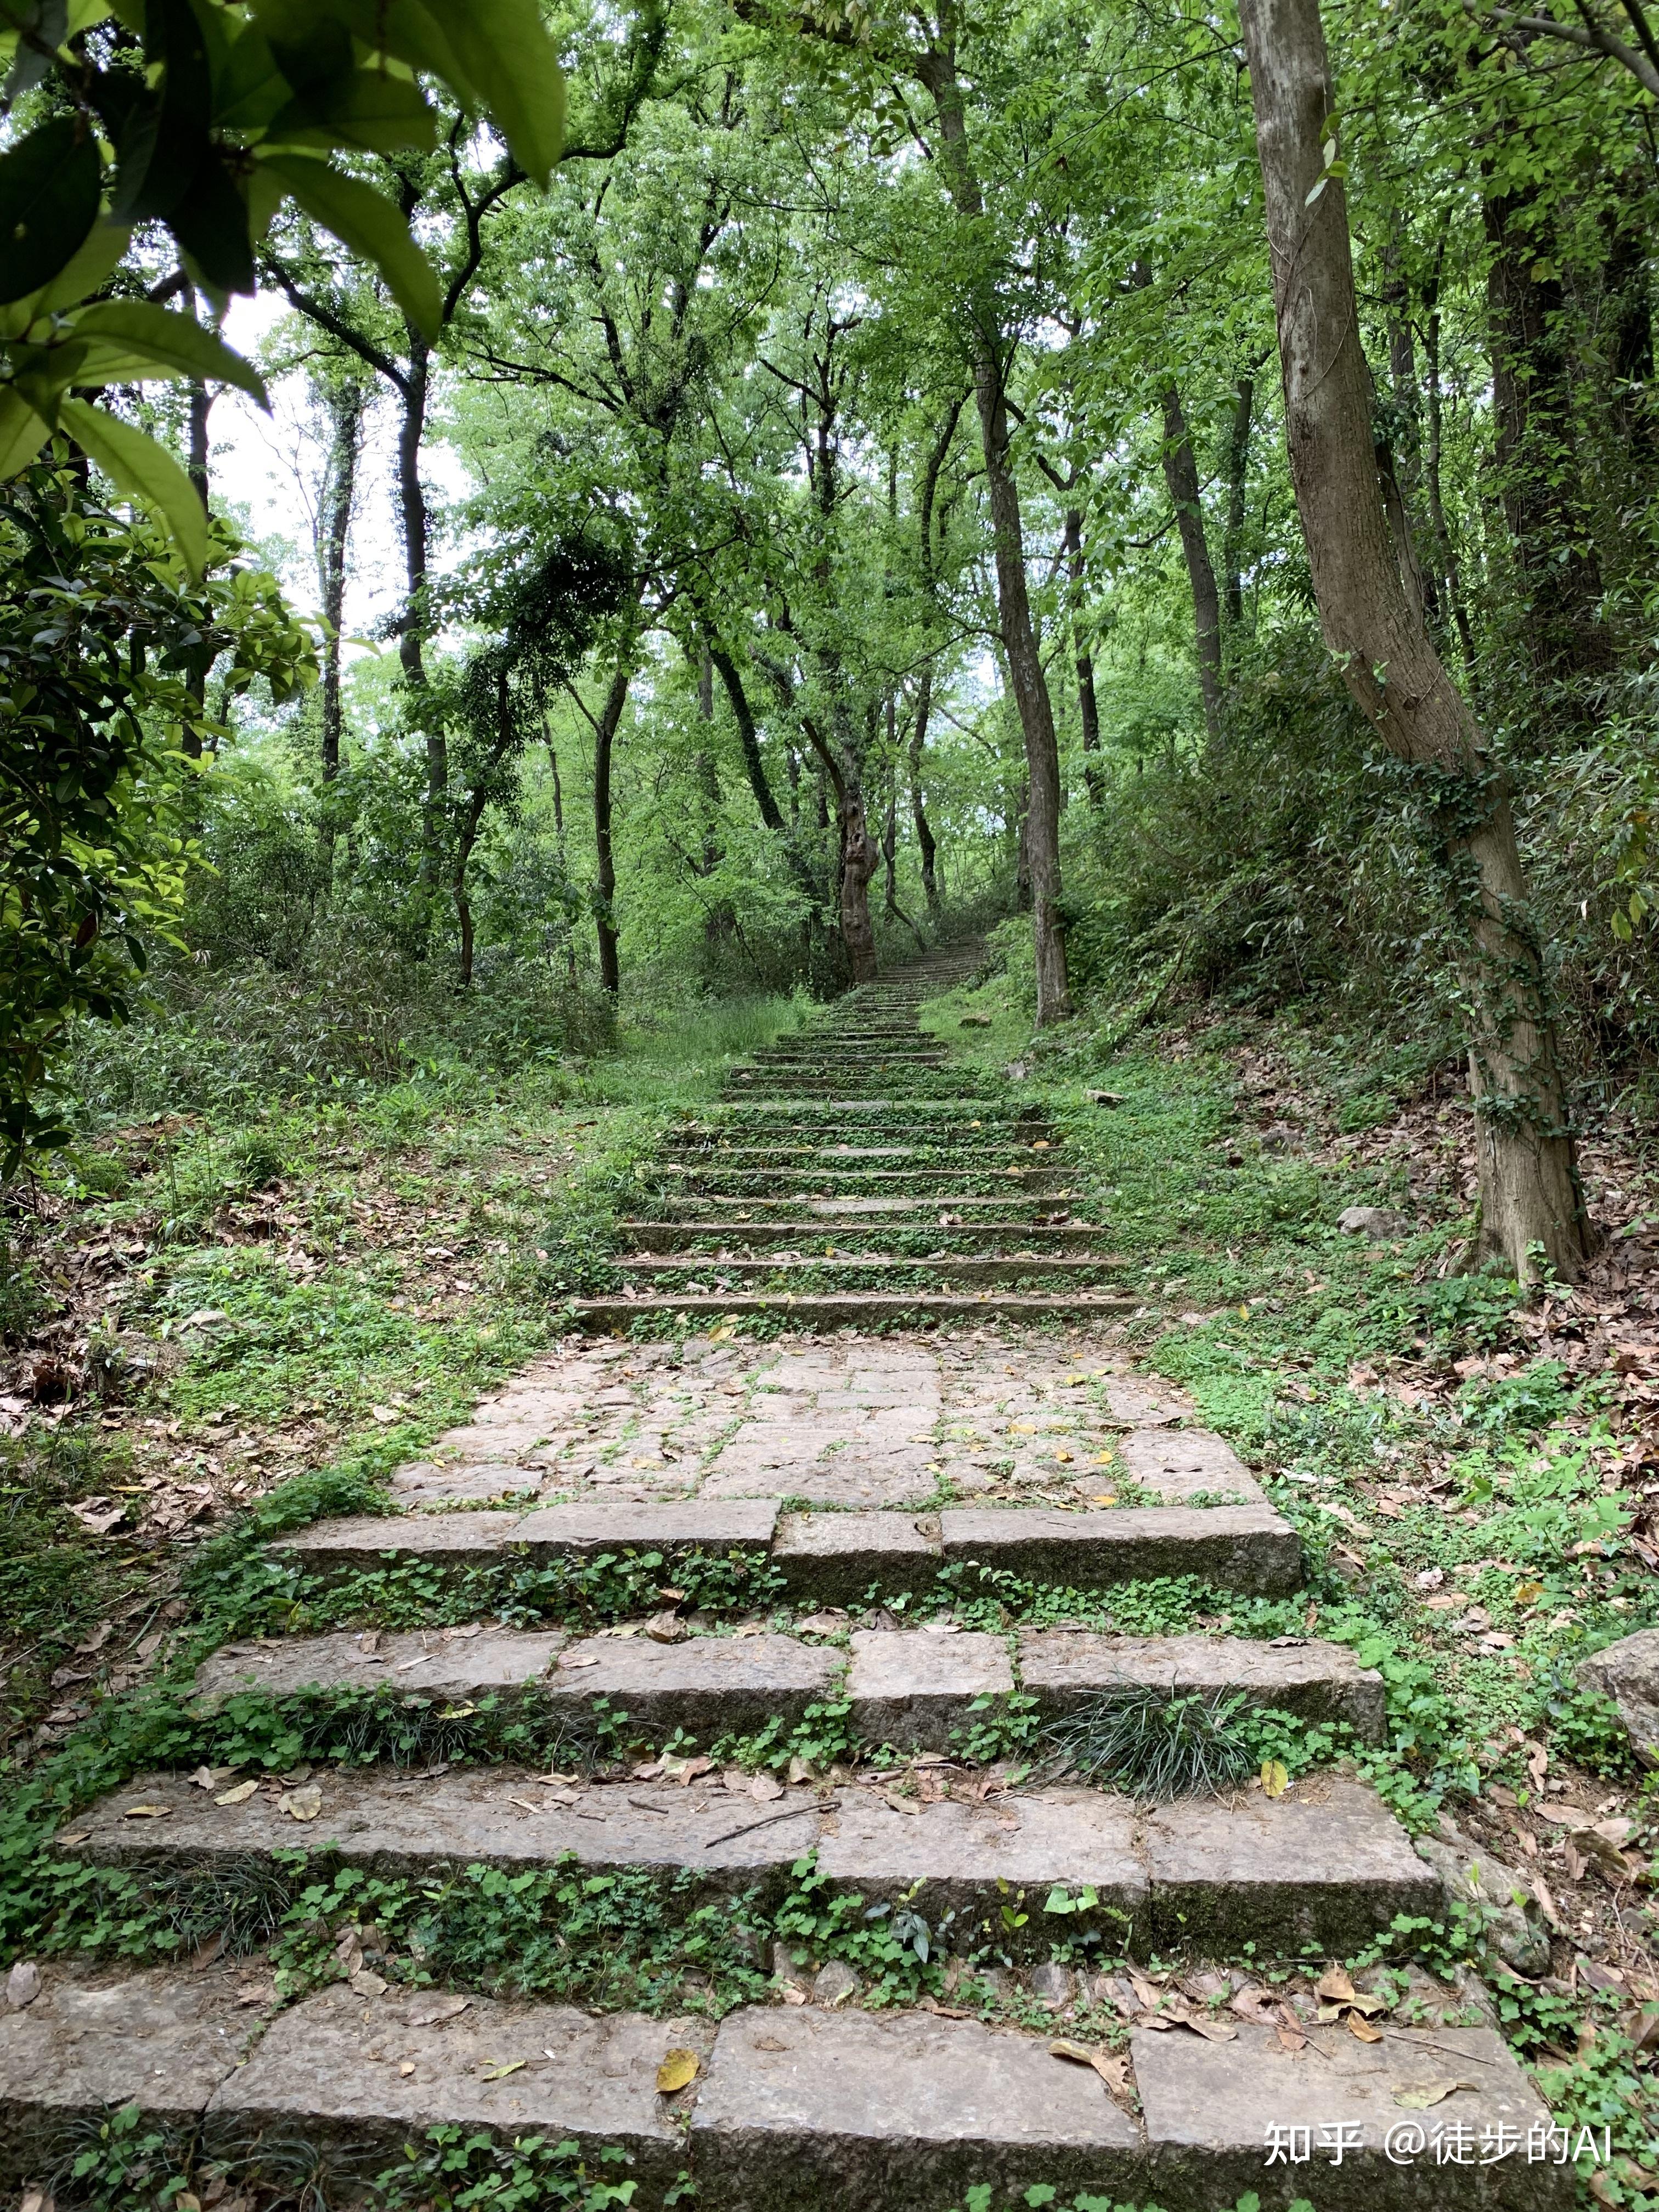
xmin=1 ymin=952 xmax=1569 ymax=2210
xmin=573 ymin=949 xmax=1136 ymax=1331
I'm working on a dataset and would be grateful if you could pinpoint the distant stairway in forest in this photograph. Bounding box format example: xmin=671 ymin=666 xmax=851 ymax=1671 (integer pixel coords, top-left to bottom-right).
xmin=573 ymin=945 xmax=1136 ymax=1331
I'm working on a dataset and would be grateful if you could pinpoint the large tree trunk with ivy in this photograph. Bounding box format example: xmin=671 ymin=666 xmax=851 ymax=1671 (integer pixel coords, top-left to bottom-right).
xmin=1239 ymin=0 xmax=1590 ymax=1285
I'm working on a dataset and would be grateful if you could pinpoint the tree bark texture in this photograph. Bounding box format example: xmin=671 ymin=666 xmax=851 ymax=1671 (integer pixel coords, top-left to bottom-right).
xmin=397 ymin=334 xmax=445 ymax=896
xmin=919 ymin=31 xmax=1071 ymax=1022
xmin=1238 ymin=0 xmax=1589 ymax=1284
xmin=592 ymin=650 xmax=634 ymax=997
xmin=1157 ymin=381 xmax=1224 ymax=741
xmin=1064 ymin=508 xmax=1104 ymax=802
xmin=1484 ymin=188 xmax=1613 ymax=686
xmin=909 ymin=665 xmax=941 ymax=912
xmin=1223 ymin=375 xmax=1255 ymax=635
xmin=315 ymin=379 xmax=365 ymax=785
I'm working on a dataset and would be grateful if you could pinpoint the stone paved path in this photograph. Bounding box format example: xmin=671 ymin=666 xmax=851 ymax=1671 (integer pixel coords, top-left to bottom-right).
xmin=2 ymin=953 xmax=1568 ymax=2210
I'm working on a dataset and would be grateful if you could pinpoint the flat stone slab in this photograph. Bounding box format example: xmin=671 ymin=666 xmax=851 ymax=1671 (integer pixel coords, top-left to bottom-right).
xmin=549 ymin=1632 xmax=840 ymax=1738
xmin=1018 ymin=1632 xmax=1385 ymax=1742
xmin=0 ymin=1967 xmax=250 ymax=2179
xmin=512 ymin=1500 xmax=782 ymax=1555
xmin=276 ymin=1502 xmax=783 ymax=1575
xmin=1578 ymin=1626 xmax=1659 ymax=1766
xmin=1143 ymin=1778 xmax=1440 ymax=1951
xmin=390 ymin=1460 xmax=550 ymax=1503
xmin=1114 ymin=1429 xmax=1262 ymax=1502
xmin=817 ymin=1785 xmax=1148 ymax=1949
xmin=1134 ymin=2018 xmax=1571 ymax=2210
xmin=690 ymin=2005 xmax=1141 ymax=2210
xmin=772 ymin=1510 xmax=942 ymax=1601
xmin=276 ymin=1511 xmax=528 ymax=1570
xmin=940 ymin=1506 xmax=1302 ymax=1595
xmin=212 ymin=1986 xmax=712 ymax=2198
xmin=846 ymin=1628 xmax=1013 ymax=1750
xmin=61 ymin=1771 xmax=1430 ymax=1958
xmin=194 ymin=1627 xmax=566 ymax=1708
xmin=67 ymin=1770 xmax=828 ymax=1894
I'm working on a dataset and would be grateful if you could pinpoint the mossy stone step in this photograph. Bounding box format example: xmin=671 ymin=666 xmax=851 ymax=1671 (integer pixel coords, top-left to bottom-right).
xmin=618 ymin=1257 xmax=1129 ymax=1288
xmin=188 ymin=1623 xmax=1383 ymax=1747
xmin=566 ymin=1293 xmax=1136 ymax=1329
xmin=60 ymin=1769 xmax=1435 ymax=1957
xmin=0 ymin=1968 xmax=1564 ymax=2211
xmin=619 ymin=1220 xmax=1114 ymax=1252
xmin=274 ymin=1494 xmax=1297 ymax=1600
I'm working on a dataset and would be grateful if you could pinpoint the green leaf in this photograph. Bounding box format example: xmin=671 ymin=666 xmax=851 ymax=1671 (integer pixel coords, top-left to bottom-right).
xmin=265 ymin=67 xmax=437 ymax=154
xmin=424 ymin=0 xmax=565 ymax=184
xmin=0 ymin=219 xmax=129 ymax=338
xmin=257 ymin=152 xmax=441 ymax=336
xmin=333 ymin=0 xmax=470 ymax=92
xmin=0 ymin=388 xmax=49 ymax=478
xmin=0 ymin=115 xmax=102 ymax=304
xmin=58 ymin=397 xmax=207 ymax=578
xmin=69 ymin=301 xmax=269 ymax=403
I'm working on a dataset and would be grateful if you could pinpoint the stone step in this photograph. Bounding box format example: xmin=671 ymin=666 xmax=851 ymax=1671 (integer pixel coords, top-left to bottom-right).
xmin=653 ymin=1167 xmax=1077 ymax=1190
xmin=659 ymin=1144 xmax=1064 ymax=1164
xmin=61 ymin=1770 xmax=1432 ymax=1957
xmin=566 ymin=1293 xmax=1136 ymax=1329
xmin=619 ymin=1220 xmax=1114 ymax=1253
xmin=618 ymin=1257 xmax=1130 ymax=1288
xmin=189 ymin=1624 xmax=1384 ymax=1748
xmin=646 ymin=1197 xmax=1096 ymax=1221
xmin=275 ymin=1496 xmax=1297 ymax=1600
xmin=0 ymin=1969 xmax=1562 ymax=2210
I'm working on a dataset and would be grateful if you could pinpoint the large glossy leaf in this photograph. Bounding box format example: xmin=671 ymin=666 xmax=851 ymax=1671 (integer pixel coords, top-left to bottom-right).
xmin=70 ymin=301 xmax=269 ymax=402
xmin=0 ymin=115 xmax=101 ymax=304
xmin=330 ymin=0 xmax=469 ymax=94
xmin=0 ymin=388 xmax=49 ymax=478
xmin=424 ymin=0 xmax=564 ymax=185
xmin=259 ymin=151 xmax=441 ymax=335
xmin=264 ymin=67 xmax=437 ymax=154
xmin=167 ymin=144 xmax=258 ymax=293
xmin=59 ymin=397 xmax=208 ymax=578
xmin=0 ymin=219 xmax=129 ymax=339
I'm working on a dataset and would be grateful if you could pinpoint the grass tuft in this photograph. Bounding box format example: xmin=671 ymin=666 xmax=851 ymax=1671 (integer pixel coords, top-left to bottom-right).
xmin=1045 ymin=1686 xmax=1259 ymax=1800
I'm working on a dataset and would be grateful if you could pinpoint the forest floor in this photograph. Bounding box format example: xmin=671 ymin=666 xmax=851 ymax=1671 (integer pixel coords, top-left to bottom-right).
xmin=4 ymin=959 xmax=1659 ymax=2196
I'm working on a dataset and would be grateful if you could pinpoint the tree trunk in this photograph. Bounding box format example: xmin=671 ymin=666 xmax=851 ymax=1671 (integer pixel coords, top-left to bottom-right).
xmin=1238 ymin=0 xmax=1590 ymax=1285
xmin=1484 ymin=186 xmax=1613 ymax=686
xmin=397 ymin=334 xmax=443 ymax=898
xmin=1422 ymin=287 xmax=1481 ymax=685
xmin=1157 ymin=377 xmax=1224 ymax=740
xmin=592 ymin=650 xmax=633 ymax=998
xmin=838 ymin=778 xmax=879 ymax=983
xmin=1064 ymin=508 xmax=1104 ymax=802
xmin=188 ymin=383 xmax=211 ymax=510
xmin=909 ymin=665 xmax=941 ymax=911
xmin=708 ymin=641 xmax=786 ymax=832
xmin=316 ymin=378 xmax=364 ymax=786
xmin=1222 ymin=374 xmax=1255 ymax=635
xmin=919 ymin=30 xmax=1071 ymax=1022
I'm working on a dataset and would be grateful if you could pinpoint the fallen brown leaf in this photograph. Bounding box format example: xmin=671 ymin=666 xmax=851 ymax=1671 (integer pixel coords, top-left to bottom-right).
xmin=1393 ymin=2077 xmax=1477 ymax=2109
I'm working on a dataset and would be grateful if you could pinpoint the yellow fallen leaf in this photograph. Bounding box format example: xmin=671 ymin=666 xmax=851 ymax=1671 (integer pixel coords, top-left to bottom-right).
xmin=278 ymin=1785 xmax=322 ymax=1821
xmin=1315 ymin=1965 xmax=1358 ymax=2005
xmin=1050 ymin=2038 xmax=1128 ymax=2088
xmin=122 ymin=1803 xmax=172 ymax=1819
xmin=1054 ymin=1449 xmax=1073 ymax=1463
xmin=1090 ymin=1494 xmax=1119 ymax=1507
xmin=1260 ymin=1759 xmax=1289 ymax=1799
xmin=215 ymin=1780 xmax=258 ymax=1806
xmin=481 ymin=2060 xmax=525 ymax=2081
xmin=1348 ymin=2013 xmax=1384 ymax=2043
xmin=1514 ymin=1581 xmax=1544 ymax=1606
xmin=657 ymin=2049 xmax=700 ymax=2094
xmin=1393 ymin=2078 xmax=1476 ymax=2109
xmin=399 ymin=2062 xmax=416 ymax=2077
